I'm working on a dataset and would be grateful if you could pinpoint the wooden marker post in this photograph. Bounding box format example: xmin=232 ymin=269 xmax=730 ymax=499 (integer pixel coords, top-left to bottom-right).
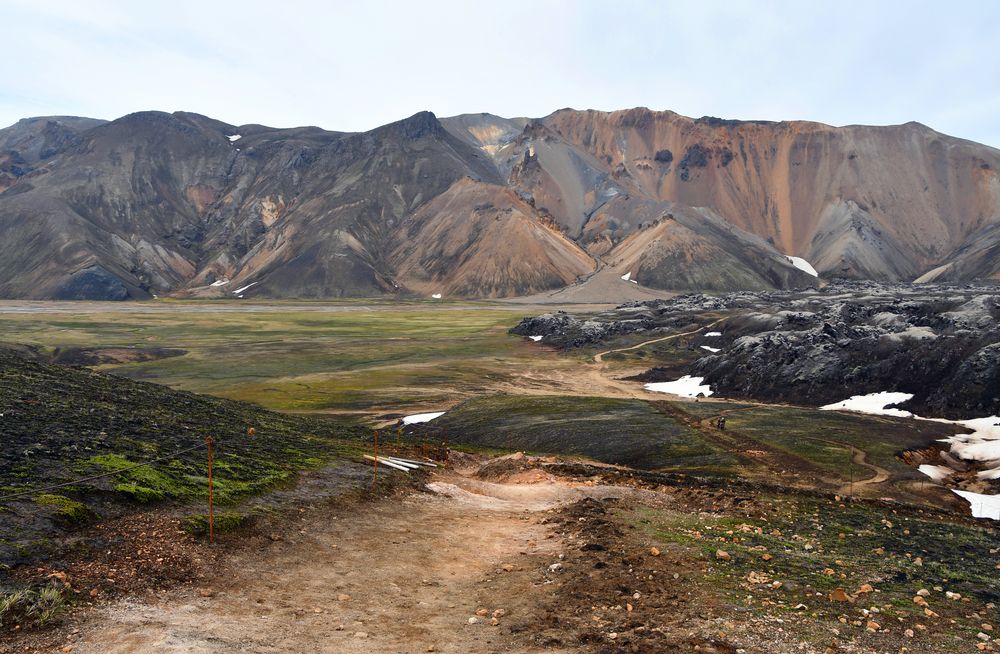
xmin=372 ymin=431 xmax=379 ymax=489
xmin=848 ymin=451 xmax=854 ymax=500
xmin=206 ymin=436 xmax=215 ymax=544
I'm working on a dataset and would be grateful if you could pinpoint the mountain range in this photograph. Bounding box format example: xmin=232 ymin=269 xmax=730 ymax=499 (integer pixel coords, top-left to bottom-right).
xmin=1 ymin=107 xmax=998 ymax=300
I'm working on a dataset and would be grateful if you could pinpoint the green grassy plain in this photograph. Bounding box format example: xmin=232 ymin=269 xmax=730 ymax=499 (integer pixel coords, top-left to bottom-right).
xmin=0 ymin=300 xmax=959 ymax=497
xmin=0 ymin=302 xmax=563 ymax=418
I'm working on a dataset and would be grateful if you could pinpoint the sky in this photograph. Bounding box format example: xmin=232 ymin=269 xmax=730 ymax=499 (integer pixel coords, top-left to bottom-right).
xmin=2 ymin=0 xmax=999 ymax=147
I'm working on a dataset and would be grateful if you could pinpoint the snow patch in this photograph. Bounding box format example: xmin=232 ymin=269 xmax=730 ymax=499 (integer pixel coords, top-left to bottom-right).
xmin=701 ymin=346 xmax=721 ymax=353
xmin=210 ymin=279 xmax=230 ymax=287
xmin=645 ymin=375 xmax=713 ymax=398
xmin=402 ymin=411 xmax=445 ymax=425
xmin=227 ymin=134 xmax=242 ymax=142
xmin=620 ymin=272 xmax=631 ymax=281
xmin=978 ymin=466 xmax=1000 ymax=481
xmin=917 ymin=464 xmax=954 ymax=482
xmin=232 ymin=282 xmax=258 ymax=295
xmin=528 ymin=335 xmax=543 ymax=342
xmin=820 ymin=391 xmax=914 ymax=417
xmin=941 ymin=416 xmax=1000 ymax=462
xmin=952 ymin=489 xmax=1000 ymax=521
xmin=704 ymin=331 xmax=722 ymax=337
xmin=785 ymin=255 xmax=819 ymax=277
xmin=431 ymin=293 xmax=442 ymax=299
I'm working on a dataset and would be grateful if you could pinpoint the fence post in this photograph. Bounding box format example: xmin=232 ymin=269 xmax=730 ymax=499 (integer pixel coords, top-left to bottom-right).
xmin=372 ymin=430 xmax=379 ymax=489
xmin=206 ymin=436 xmax=214 ymax=544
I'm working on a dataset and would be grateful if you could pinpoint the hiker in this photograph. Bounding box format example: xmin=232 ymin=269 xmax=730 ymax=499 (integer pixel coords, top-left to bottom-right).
xmin=718 ymin=416 xmax=726 ymax=430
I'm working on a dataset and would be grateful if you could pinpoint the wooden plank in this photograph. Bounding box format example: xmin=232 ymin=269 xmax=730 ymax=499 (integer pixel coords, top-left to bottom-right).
xmin=363 ymin=455 xmax=410 ymax=472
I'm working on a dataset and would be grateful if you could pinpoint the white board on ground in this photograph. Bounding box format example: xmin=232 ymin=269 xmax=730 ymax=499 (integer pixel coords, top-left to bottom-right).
xmin=402 ymin=411 xmax=445 ymax=425
xmin=644 ymin=375 xmax=713 ymax=398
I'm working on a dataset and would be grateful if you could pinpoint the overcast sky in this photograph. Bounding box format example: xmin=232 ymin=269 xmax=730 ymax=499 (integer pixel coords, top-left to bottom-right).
xmin=3 ymin=0 xmax=998 ymax=147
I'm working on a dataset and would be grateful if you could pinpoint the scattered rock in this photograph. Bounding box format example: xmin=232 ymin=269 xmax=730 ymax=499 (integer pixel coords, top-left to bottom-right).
xmin=828 ymin=588 xmax=853 ymax=603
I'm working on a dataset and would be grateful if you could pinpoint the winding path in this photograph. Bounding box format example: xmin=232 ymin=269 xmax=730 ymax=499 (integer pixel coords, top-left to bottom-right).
xmin=593 ymin=318 xmax=726 ymax=363
xmin=695 ymin=406 xmax=892 ymax=493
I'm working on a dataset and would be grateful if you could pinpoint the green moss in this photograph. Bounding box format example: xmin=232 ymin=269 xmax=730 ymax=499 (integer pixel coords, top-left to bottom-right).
xmin=183 ymin=511 xmax=254 ymax=537
xmin=87 ymin=453 xmax=196 ymax=503
xmin=33 ymin=494 xmax=93 ymax=523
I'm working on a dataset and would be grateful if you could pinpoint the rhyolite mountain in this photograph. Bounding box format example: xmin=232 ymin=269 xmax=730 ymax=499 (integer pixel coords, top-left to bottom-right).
xmin=1 ymin=107 xmax=998 ymax=300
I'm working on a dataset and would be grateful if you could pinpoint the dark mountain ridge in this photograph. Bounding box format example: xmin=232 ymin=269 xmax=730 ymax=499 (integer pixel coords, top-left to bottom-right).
xmin=1 ymin=107 xmax=998 ymax=300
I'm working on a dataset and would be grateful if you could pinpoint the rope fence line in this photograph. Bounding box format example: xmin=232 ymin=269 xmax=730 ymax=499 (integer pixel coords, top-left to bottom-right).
xmin=2 ymin=425 xmax=446 ymax=509
xmin=0 ymin=425 xmax=438 ymax=504
xmin=0 ymin=442 xmax=208 ymax=503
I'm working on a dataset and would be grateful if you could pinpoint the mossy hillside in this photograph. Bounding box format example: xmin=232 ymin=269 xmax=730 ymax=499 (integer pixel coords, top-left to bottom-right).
xmin=424 ymin=395 xmax=736 ymax=471
xmin=0 ymin=349 xmax=367 ymax=567
xmin=715 ymin=406 xmax=959 ymax=480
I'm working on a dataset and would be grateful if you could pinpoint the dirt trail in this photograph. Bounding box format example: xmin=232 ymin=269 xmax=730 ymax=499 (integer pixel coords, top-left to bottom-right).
xmin=592 ymin=318 xmax=725 ymax=363
xmin=71 ymin=473 xmax=626 ymax=654
xmin=809 ymin=439 xmax=891 ymax=492
xmin=485 ymin=319 xmax=727 ymax=403
xmin=688 ymin=406 xmax=892 ymax=494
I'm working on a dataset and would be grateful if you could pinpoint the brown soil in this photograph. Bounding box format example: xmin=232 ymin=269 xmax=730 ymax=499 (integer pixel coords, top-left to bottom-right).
xmin=6 ymin=458 xmax=974 ymax=654
xmin=22 ymin=472 xmax=622 ymax=654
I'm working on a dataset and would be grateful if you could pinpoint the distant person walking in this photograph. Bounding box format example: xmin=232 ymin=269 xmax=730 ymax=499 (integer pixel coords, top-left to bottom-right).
xmin=717 ymin=416 xmax=726 ymax=430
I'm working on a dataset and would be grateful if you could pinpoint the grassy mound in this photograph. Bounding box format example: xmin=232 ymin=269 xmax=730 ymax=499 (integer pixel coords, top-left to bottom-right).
xmin=423 ymin=395 xmax=735 ymax=472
